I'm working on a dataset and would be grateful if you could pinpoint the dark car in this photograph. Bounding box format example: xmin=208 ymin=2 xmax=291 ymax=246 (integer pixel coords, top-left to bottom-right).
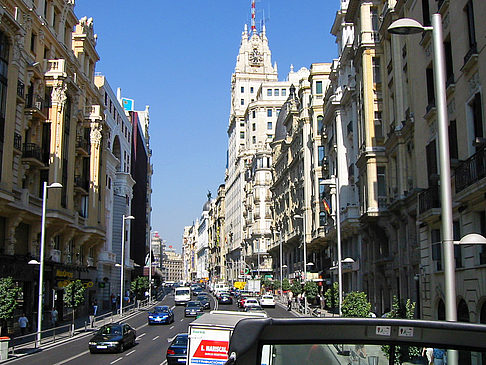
xmin=88 ymin=323 xmax=136 ymax=353
xmin=148 ymin=305 xmax=174 ymax=325
xmin=166 ymin=333 xmax=188 ymax=365
xmin=218 ymin=294 xmax=233 ymax=305
xmin=184 ymin=301 xmax=204 ymax=317
xmin=192 ymin=287 xmax=203 ymax=296
xmin=196 ymin=295 xmax=211 ymax=310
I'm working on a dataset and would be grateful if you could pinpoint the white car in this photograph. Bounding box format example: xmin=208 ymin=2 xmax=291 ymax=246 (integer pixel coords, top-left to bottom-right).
xmin=259 ymin=295 xmax=275 ymax=308
xmin=243 ymin=298 xmax=260 ymax=309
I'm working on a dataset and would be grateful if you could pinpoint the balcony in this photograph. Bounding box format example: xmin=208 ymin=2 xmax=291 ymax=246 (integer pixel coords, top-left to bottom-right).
xmin=44 ymin=59 xmax=67 ymax=79
xmin=418 ymin=186 xmax=440 ymax=214
xmin=17 ymin=79 xmax=25 ymax=100
xmin=21 ymin=143 xmax=47 ymax=167
xmin=74 ymin=175 xmax=89 ymax=194
xmin=76 ymin=136 xmax=90 ymax=156
xmin=84 ymin=105 xmax=103 ymax=121
xmin=13 ymin=133 xmax=21 ymax=152
xmin=455 ymin=147 xmax=486 ymax=193
xmin=463 ymin=45 xmax=478 ymax=73
xmin=25 ymin=93 xmax=48 ymax=119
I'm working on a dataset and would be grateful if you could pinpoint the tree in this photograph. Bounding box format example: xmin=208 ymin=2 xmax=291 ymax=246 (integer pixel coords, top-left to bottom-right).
xmin=261 ymin=278 xmax=273 ymax=291
xmin=130 ymin=276 xmax=149 ymax=300
xmin=0 ymin=277 xmax=21 ymax=335
xmin=290 ymin=280 xmax=302 ymax=296
xmin=381 ymin=296 xmax=421 ymax=364
xmin=341 ymin=291 xmax=371 ymax=318
xmin=63 ymin=280 xmax=86 ymax=325
xmin=324 ymin=282 xmax=339 ymax=312
xmin=273 ymin=280 xmax=281 ymax=291
xmin=303 ymin=281 xmax=319 ymax=302
xmin=282 ymin=278 xmax=291 ymax=292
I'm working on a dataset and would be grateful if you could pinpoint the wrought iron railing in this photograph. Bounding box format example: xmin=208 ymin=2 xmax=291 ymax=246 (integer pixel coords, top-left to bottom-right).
xmin=455 ymin=147 xmax=486 ymax=193
xmin=13 ymin=132 xmax=21 ymax=150
xmin=418 ymin=186 xmax=440 ymax=214
xmin=74 ymin=175 xmax=89 ymax=191
xmin=17 ymin=79 xmax=25 ymax=99
xmin=76 ymin=136 xmax=90 ymax=152
xmin=22 ymin=143 xmax=42 ymax=161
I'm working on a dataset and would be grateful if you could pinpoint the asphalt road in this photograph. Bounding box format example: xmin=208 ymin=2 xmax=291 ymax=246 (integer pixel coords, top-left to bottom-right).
xmin=9 ymin=292 xmax=295 ymax=365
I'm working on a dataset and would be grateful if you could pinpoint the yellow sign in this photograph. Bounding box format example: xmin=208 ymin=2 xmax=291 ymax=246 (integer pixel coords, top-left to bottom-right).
xmin=56 ymin=270 xmax=74 ymax=278
xmin=57 ymin=280 xmax=94 ymax=288
xmin=234 ymin=281 xmax=246 ymax=289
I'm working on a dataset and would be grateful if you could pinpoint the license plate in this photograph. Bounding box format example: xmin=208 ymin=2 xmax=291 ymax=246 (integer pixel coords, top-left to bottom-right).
xmin=97 ymin=345 xmax=107 ymax=349
xmin=178 ymin=359 xmax=186 ymax=362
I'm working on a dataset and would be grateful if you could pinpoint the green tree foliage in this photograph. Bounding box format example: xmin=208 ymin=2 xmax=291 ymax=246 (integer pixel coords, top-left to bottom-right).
xmin=130 ymin=276 xmax=149 ymax=300
xmin=282 ymin=278 xmax=291 ymax=292
xmin=273 ymin=280 xmax=281 ymax=290
xmin=341 ymin=291 xmax=371 ymax=318
xmin=381 ymin=296 xmax=421 ymax=364
xmin=290 ymin=280 xmax=302 ymax=296
xmin=0 ymin=277 xmax=21 ymax=324
xmin=261 ymin=278 xmax=273 ymax=291
xmin=63 ymin=280 xmax=86 ymax=324
xmin=303 ymin=281 xmax=319 ymax=301
xmin=324 ymin=282 xmax=339 ymax=311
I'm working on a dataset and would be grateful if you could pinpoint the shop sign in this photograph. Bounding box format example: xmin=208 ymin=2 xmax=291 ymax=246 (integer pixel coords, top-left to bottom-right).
xmin=56 ymin=270 xmax=74 ymax=279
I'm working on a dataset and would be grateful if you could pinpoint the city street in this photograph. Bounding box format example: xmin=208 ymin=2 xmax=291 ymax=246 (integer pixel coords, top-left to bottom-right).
xmin=8 ymin=292 xmax=295 ymax=365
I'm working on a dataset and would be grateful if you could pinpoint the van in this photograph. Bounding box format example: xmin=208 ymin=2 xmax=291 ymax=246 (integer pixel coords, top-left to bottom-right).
xmin=213 ymin=282 xmax=229 ymax=296
xmin=174 ymin=286 xmax=191 ymax=306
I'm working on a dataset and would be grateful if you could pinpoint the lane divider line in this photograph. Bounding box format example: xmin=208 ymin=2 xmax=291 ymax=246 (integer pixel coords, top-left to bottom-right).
xmin=52 ymin=350 xmax=90 ymax=365
xmin=125 ymin=349 xmax=136 ymax=356
xmin=152 ymin=335 xmax=160 ymax=341
xmin=110 ymin=357 xmax=123 ymax=364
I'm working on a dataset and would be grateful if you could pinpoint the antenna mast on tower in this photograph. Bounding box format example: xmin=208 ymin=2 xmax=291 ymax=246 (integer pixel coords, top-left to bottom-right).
xmin=251 ymin=0 xmax=256 ymax=33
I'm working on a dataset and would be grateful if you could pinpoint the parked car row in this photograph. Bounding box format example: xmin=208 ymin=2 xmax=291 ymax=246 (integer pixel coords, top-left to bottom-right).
xmin=237 ymin=294 xmax=275 ymax=309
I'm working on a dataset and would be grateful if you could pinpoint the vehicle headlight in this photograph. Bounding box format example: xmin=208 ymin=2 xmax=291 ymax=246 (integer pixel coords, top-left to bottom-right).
xmin=149 ymin=315 xmax=153 ymax=318
xmin=89 ymin=342 xmax=97 ymax=345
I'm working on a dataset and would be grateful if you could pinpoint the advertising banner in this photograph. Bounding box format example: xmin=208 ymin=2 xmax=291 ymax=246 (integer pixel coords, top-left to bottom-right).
xmin=189 ymin=328 xmax=230 ymax=365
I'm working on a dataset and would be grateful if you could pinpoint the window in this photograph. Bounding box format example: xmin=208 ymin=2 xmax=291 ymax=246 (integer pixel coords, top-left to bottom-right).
xmin=267 ymin=134 xmax=273 ymax=139
xmin=274 ymin=89 xmax=279 ymax=96
xmin=374 ymin=111 xmax=383 ymax=138
xmin=316 ymin=81 xmax=323 ymax=94
xmin=422 ymin=0 xmax=431 ymax=27
xmin=431 ymin=229 xmax=442 ymax=271
xmin=453 ymin=220 xmax=463 ymax=268
xmin=241 ymin=86 xmax=244 ymax=93
xmin=250 ymin=87 xmax=254 ymax=93
xmin=471 ymin=92 xmax=483 ymax=143
xmin=444 ymin=39 xmax=454 ymax=86
xmin=240 ymin=131 xmax=244 ymax=139
xmin=465 ymin=0 xmax=477 ymax=53
xmin=426 ymin=66 xmax=435 ymax=109
xmin=317 ymin=116 xmax=324 ymax=134
xmin=30 ymin=32 xmax=37 ymax=53
xmin=318 ymin=146 xmax=325 ymax=166
xmin=372 ymin=57 xmax=381 ymax=84
xmin=252 ymin=136 xmax=256 ymax=144
xmin=371 ymin=7 xmax=379 ymax=31
xmin=319 ymin=212 xmax=326 ymax=227
xmin=267 ymin=89 xmax=272 ymax=96
xmin=426 ymin=140 xmax=438 ymax=186
xmin=267 ymin=122 xmax=272 ymax=130
xmin=267 ymin=109 xmax=272 ymax=117
xmin=252 ymin=110 xmax=256 ymax=118
xmin=282 ymin=89 xmax=286 ymax=96
xmin=377 ymin=166 xmax=386 ymax=197
xmin=449 ymin=120 xmax=458 ymax=159
xmin=252 ymin=123 xmax=256 ymax=131
xmin=277 ymin=108 xmax=281 ymax=114
xmin=241 ymin=99 xmax=244 ymax=105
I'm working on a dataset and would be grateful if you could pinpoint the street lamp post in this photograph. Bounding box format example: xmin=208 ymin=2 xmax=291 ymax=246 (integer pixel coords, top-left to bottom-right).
xmin=321 ymin=177 xmax=343 ymax=316
xmin=120 ymin=215 xmax=134 ymax=315
xmin=148 ymin=230 xmax=152 ymax=303
xmin=36 ymin=181 xmax=62 ymax=345
xmin=388 ymin=14 xmax=456 ymax=363
xmin=293 ymin=214 xmax=307 ymax=314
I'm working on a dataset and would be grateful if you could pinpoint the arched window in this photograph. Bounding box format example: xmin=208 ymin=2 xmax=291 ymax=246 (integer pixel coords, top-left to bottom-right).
xmin=457 ymin=299 xmax=470 ymax=322
xmin=437 ymin=299 xmax=445 ymax=320
xmin=317 ymin=116 xmax=324 ymax=134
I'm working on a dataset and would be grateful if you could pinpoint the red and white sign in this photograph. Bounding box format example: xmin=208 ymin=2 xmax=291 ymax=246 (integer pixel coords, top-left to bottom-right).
xmin=193 ymin=340 xmax=229 ymax=359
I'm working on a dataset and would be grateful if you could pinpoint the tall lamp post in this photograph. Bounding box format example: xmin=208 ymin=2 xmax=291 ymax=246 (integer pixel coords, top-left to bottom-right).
xmin=148 ymin=230 xmax=152 ymax=303
xmin=321 ymin=177 xmax=343 ymax=316
xmin=119 ymin=215 xmax=134 ymax=315
xmin=388 ymin=14 xmax=456 ymax=363
xmin=32 ymin=181 xmax=62 ymax=345
xmin=388 ymin=14 xmax=455 ymax=321
xmin=293 ymin=214 xmax=307 ymax=314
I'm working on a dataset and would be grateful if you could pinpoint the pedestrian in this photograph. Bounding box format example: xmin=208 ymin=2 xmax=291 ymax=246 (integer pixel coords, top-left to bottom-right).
xmin=287 ymin=291 xmax=293 ymax=311
xmin=319 ymin=294 xmax=325 ymax=310
xmin=422 ymin=347 xmax=433 ymax=364
xmin=111 ymin=293 xmax=116 ymax=312
xmin=51 ymin=307 xmax=58 ymax=328
xmin=432 ymin=348 xmax=446 ymax=365
xmin=93 ymin=299 xmax=98 ymax=316
xmin=89 ymin=302 xmax=95 ymax=328
xmin=18 ymin=313 xmax=28 ymax=336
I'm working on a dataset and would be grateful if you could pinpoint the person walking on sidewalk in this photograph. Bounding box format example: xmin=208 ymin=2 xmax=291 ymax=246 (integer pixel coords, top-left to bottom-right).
xmin=89 ymin=302 xmax=96 ymax=328
xmin=51 ymin=308 xmax=58 ymax=328
xmin=93 ymin=299 xmax=98 ymax=316
xmin=18 ymin=314 xmax=28 ymax=336
xmin=287 ymin=291 xmax=293 ymax=311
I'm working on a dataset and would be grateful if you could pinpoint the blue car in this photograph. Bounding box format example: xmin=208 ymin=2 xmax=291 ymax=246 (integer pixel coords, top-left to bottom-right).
xmin=148 ymin=306 xmax=174 ymax=325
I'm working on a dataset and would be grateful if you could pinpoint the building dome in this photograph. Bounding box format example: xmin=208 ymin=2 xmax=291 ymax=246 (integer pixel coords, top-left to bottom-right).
xmin=203 ymin=200 xmax=211 ymax=212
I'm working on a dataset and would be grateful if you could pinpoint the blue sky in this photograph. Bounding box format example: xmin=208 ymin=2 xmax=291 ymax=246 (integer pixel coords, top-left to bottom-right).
xmin=74 ymin=0 xmax=339 ymax=252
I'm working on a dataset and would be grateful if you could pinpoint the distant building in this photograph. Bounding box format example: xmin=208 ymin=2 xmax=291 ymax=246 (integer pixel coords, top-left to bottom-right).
xmin=164 ymin=245 xmax=183 ymax=282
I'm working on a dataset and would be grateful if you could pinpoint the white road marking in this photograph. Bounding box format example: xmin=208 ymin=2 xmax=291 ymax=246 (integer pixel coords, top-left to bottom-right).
xmin=180 ymin=318 xmax=184 ymax=321
xmin=167 ymin=335 xmax=177 ymax=343
xmin=153 ymin=335 xmax=160 ymax=341
xmin=137 ymin=333 xmax=146 ymax=340
xmin=160 ymin=360 xmax=168 ymax=365
xmin=125 ymin=349 xmax=136 ymax=356
xmin=110 ymin=358 xmax=123 ymax=364
xmin=135 ymin=322 xmax=148 ymax=331
xmin=53 ymin=350 xmax=90 ymax=365
xmin=170 ymin=325 xmax=174 ymax=329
